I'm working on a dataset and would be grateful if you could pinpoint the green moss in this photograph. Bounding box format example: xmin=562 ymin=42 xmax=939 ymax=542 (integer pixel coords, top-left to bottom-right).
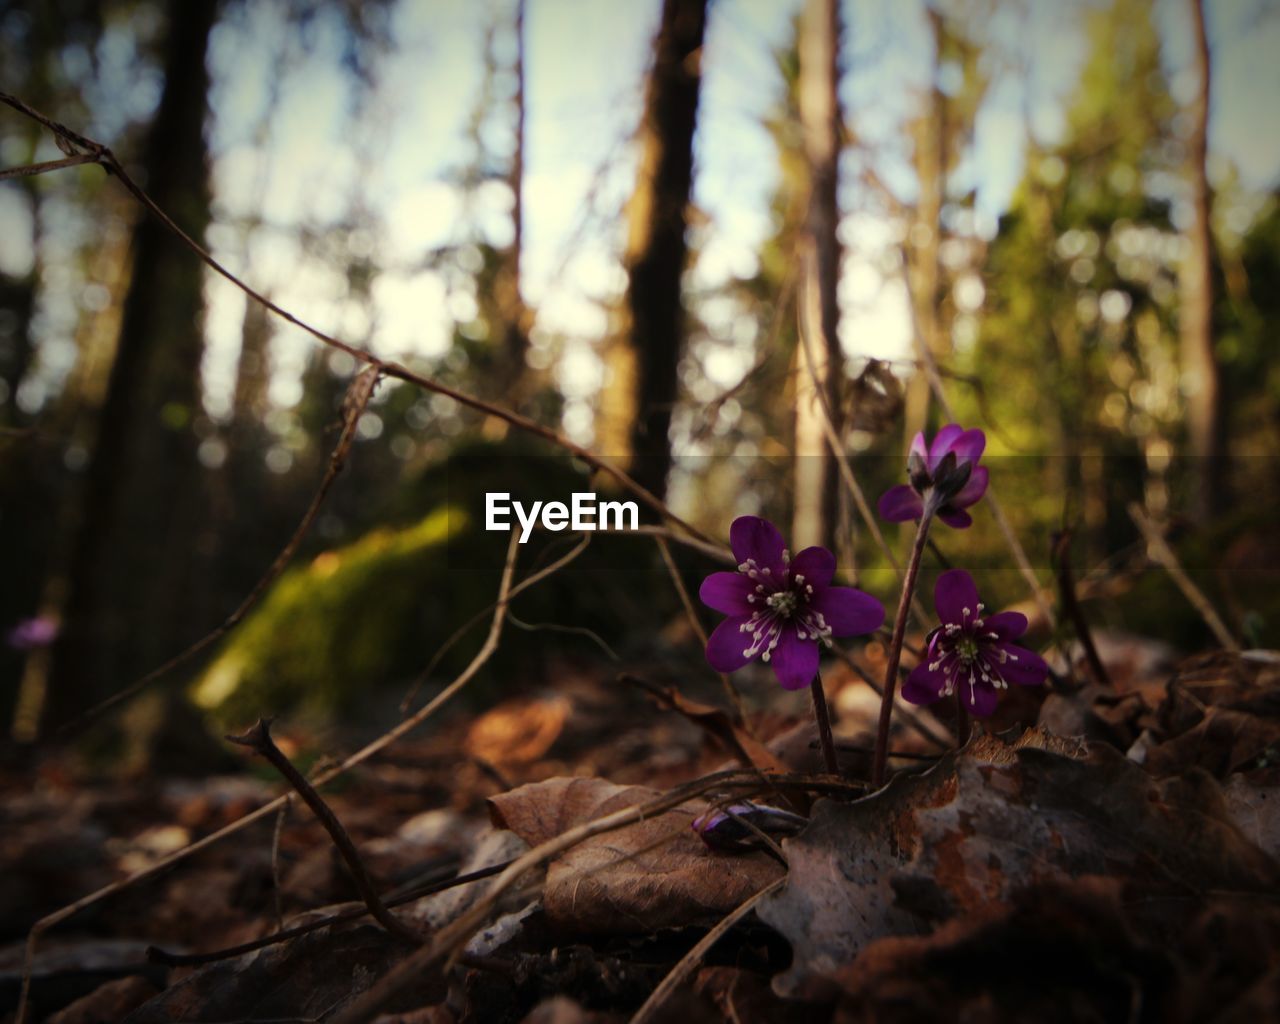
xmin=192 ymin=439 xmax=687 ymax=726
xmin=194 ymin=507 xmax=460 ymax=720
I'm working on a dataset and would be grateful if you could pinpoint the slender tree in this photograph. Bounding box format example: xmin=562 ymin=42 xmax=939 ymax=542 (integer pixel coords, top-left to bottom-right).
xmin=607 ymin=0 xmax=708 ymax=500
xmin=45 ymin=0 xmax=220 ymax=729
xmin=793 ymin=0 xmax=844 ymax=554
xmin=1180 ymin=0 xmax=1223 ymax=520
xmin=496 ymin=0 xmax=530 ymax=400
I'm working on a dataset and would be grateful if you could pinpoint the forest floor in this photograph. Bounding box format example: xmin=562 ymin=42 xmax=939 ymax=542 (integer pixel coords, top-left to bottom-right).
xmin=2 ymin=635 xmax=1279 ymax=1023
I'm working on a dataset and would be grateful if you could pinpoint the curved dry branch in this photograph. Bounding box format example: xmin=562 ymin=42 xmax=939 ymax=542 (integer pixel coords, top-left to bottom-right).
xmin=0 ymin=90 xmax=712 ymax=551
xmin=15 ymin=531 xmax=525 ymax=1024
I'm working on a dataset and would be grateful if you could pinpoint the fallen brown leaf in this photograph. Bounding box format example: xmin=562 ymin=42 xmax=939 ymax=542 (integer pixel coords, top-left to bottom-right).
xmin=122 ymin=924 xmax=442 ymax=1023
xmin=1144 ymin=707 xmax=1280 ymax=777
xmin=809 ymin=878 xmax=1280 ymax=1024
xmin=1223 ymin=771 xmax=1280 ymax=860
xmin=489 ymin=777 xmax=783 ymax=934
xmin=466 ymin=696 xmax=572 ymax=766
xmin=1159 ymin=650 xmax=1280 ymax=735
xmin=45 ymin=976 xmax=159 ymax=1024
xmin=758 ymin=730 xmax=1280 ymax=995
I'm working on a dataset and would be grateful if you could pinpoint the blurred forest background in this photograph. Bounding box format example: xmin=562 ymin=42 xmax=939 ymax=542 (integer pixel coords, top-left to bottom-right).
xmin=1 ymin=0 xmax=1278 ymax=756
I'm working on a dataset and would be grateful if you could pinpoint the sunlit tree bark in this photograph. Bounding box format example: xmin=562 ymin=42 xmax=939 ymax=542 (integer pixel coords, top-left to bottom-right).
xmin=793 ymin=0 xmax=844 ymax=554
xmin=1180 ymin=0 xmax=1223 ymax=520
xmin=496 ymin=0 xmax=530 ymax=401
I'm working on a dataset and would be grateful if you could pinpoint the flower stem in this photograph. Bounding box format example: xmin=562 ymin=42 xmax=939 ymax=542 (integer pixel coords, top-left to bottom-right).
xmin=872 ymin=511 xmax=934 ymax=787
xmin=810 ymin=672 xmax=839 ymax=775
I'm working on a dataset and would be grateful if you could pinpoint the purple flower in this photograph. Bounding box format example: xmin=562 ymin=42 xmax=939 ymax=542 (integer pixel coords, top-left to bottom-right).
xmin=692 ymin=801 xmax=808 ymax=852
xmin=902 ymin=569 xmax=1048 ymax=717
xmin=878 ymin=423 xmax=989 ymax=529
xmin=699 ymin=516 xmax=885 ymax=690
xmin=6 ymin=616 xmax=58 ymax=651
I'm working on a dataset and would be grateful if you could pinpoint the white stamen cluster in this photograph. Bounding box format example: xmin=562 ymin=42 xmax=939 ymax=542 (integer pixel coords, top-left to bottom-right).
xmin=925 ymin=602 xmax=1018 ymax=706
xmin=735 ymin=554 xmax=832 ymax=662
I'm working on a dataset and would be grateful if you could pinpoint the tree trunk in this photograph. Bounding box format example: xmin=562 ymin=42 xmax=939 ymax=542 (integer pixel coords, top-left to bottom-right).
xmin=45 ymin=0 xmax=219 ymax=730
xmin=1180 ymin=0 xmax=1223 ymax=521
xmin=495 ymin=0 xmax=530 ymax=402
xmin=793 ymin=0 xmax=844 ymax=554
xmin=616 ymin=0 xmax=708 ymax=501
xmin=0 ymin=274 xmax=35 ymax=427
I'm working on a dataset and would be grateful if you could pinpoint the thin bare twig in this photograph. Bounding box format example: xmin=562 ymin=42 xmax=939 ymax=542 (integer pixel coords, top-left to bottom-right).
xmin=619 ymin=673 xmax=788 ymax=775
xmin=1051 ymin=529 xmax=1111 ymax=687
xmin=0 ymin=90 xmax=712 ymax=551
xmin=0 ymin=152 xmax=99 ymax=181
xmin=630 ymin=877 xmax=785 ymax=1024
xmin=147 ymin=860 xmax=511 ymax=968
xmin=53 ymin=367 xmax=381 ymax=738
xmin=16 ymin=530 xmax=524 ymax=1024
xmin=1128 ymin=503 xmax=1238 ymax=651
xmin=227 ymin=718 xmax=420 ymax=944
xmin=611 ymin=525 xmax=732 ymax=563
xmin=655 ymin=534 xmax=746 ymax=724
xmin=826 ymin=642 xmax=952 ymax=750
xmin=270 ymin=799 xmax=290 ymax=931
xmin=507 ymin=612 xmax=620 ymax=661
xmin=400 ymin=531 xmax=591 ymax=712
xmin=330 ymin=769 xmax=860 ymax=1024
xmin=721 ymin=805 xmax=789 ymax=865
xmin=655 ymin=535 xmax=710 ymax=649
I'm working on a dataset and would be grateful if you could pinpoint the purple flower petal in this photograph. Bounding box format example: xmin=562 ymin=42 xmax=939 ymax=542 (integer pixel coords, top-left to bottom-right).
xmin=790 ymin=546 xmax=835 ymax=589
xmin=934 ymin=569 xmax=980 ymax=626
xmin=769 ymin=628 xmax=818 ymax=690
xmin=949 ymin=428 xmax=986 ymax=467
xmin=927 ymin=424 xmax=965 ymax=471
xmin=877 ymin=484 xmax=923 ymax=523
xmin=706 ymin=616 xmax=753 ymax=673
xmin=909 ymin=431 xmax=928 ymax=461
xmin=812 ymin=586 xmax=885 ymax=637
xmin=984 ymin=611 xmax=1028 ymax=641
xmin=994 ymin=643 xmax=1049 ymax=686
xmin=961 ymin=678 xmax=1000 ymax=717
xmin=730 ymin=516 xmax=787 ymax=578
xmin=902 ymin=660 xmax=947 ymax=706
xmin=7 ymin=616 xmax=59 ymax=650
xmin=949 ymin=465 xmax=989 ymax=509
xmin=936 ymin=508 xmax=973 ymax=529
xmin=699 ymin=572 xmax=756 ymax=615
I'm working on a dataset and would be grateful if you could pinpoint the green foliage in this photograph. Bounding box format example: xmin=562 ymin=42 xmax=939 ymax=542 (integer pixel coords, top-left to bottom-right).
xmin=953 ymin=0 xmax=1182 ymax=566
xmin=1223 ymin=192 xmax=1280 ymax=450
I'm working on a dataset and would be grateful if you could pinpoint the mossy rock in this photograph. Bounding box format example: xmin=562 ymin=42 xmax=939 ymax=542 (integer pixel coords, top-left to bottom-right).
xmin=194 ymin=507 xmax=459 ymax=721
xmin=193 ymin=440 xmax=685 ymax=725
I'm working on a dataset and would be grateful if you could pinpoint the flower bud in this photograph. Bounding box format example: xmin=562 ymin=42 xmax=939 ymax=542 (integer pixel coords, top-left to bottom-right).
xmin=930 ymin=451 xmax=973 ymax=504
